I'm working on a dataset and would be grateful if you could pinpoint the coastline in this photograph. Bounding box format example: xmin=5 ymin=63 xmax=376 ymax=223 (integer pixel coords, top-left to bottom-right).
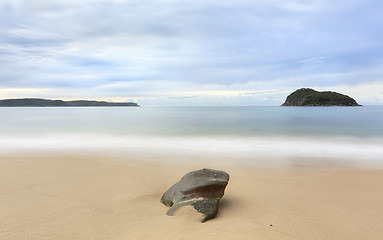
xmin=1 ymin=135 xmax=383 ymax=169
xmin=1 ymin=153 xmax=383 ymax=239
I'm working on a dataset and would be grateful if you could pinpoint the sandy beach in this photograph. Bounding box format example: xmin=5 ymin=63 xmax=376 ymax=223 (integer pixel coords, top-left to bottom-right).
xmin=1 ymin=153 xmax=383 ymax=240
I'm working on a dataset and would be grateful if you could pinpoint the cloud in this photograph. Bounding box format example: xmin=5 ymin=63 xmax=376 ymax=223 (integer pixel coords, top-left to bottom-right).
xmin=0 ymin=0 xmax=382 ymax=105
xmin=298 ymin=56 xmax=326 ymax=65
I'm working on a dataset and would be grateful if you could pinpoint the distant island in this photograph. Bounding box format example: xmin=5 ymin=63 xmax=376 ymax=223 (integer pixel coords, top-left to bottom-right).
xmin=281 ymin=88 xmax=361 ymax=106
xmin=0 ymin=98 xmax=139 ymax=107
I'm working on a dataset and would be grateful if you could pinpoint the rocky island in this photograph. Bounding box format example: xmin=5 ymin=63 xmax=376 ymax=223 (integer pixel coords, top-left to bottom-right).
xmin=282 ymin=88 xmax=361 ymax=106
xmin=0 ymin=98 xmax=139 ymax=107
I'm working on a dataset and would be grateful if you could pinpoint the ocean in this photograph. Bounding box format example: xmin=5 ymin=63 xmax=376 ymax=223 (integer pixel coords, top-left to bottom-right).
xmin=1 ymin=106 xmax=382 ymax=167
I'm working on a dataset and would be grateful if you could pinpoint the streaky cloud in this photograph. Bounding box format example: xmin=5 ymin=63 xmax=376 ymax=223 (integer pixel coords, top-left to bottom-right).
xmin=0 ymin=0 xmax=382 ymax=105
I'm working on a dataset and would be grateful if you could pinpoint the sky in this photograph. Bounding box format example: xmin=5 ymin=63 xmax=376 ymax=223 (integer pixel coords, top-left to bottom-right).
xmin=1 ymin=0 xmax=383 ymax=106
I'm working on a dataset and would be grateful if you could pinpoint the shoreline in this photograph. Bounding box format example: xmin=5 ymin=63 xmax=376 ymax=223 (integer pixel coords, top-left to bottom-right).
xmin=1 ymin=153 xmax=383 ymax=239
xmin=1 ymin=135 xmax=383 ymax=169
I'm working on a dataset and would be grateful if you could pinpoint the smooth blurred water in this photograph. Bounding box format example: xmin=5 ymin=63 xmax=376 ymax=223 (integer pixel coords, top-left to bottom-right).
xmin=1 ymin=106 xmax=383 ymax=167
xmin=1 ymin=106 xmax=382 ymax=137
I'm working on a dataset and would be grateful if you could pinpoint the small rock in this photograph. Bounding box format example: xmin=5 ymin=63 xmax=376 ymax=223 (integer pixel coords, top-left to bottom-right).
xmin=161 ymin=168 xmax=229 ymax=222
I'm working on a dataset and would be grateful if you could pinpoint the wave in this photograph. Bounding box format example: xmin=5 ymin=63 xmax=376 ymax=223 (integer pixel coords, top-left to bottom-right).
xmin=1 ymin=134 xmax=382 ymax=168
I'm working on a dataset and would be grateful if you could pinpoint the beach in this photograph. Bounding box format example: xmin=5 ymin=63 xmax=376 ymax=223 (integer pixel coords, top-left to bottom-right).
xmin=1 ymin=153 xmax=383 ymax=240
xmin=2 ymin=0 xmax=383 ymax=238
xmin=1 ymin=106 xmax=383 ymax=239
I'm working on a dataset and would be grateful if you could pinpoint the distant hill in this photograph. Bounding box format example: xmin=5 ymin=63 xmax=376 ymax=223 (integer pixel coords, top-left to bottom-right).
xmin=281 ymin=88 xmax=361 ymax=106
xmin=0 ymin=98 xmax=139 ymax=107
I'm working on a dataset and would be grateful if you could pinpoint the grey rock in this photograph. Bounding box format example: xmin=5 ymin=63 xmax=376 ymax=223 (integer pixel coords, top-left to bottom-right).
xmin=161 ymin=168 xmax=229 ymax=222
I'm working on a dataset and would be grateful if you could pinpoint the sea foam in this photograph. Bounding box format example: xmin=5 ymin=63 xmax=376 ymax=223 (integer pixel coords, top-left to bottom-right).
xmin=1 ymin=135 xmax=382 ymax=168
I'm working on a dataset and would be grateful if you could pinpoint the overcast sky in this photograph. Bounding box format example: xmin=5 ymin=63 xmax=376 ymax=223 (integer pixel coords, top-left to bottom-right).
xmin=1 ymin=0 xmax=382 ymax=105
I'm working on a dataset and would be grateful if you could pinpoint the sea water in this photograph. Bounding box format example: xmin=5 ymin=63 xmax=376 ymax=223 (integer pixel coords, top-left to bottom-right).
xmin=1 ymin=106 xmax=382 ymax=167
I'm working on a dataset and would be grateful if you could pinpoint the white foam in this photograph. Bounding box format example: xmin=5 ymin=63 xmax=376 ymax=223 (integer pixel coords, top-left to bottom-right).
xmin=0 ymin=135 xmax=382 ymax=168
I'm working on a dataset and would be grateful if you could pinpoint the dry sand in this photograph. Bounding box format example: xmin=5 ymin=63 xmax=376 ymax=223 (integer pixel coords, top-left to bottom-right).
xmin=1 ymin=153 xmax=383 ymax=240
